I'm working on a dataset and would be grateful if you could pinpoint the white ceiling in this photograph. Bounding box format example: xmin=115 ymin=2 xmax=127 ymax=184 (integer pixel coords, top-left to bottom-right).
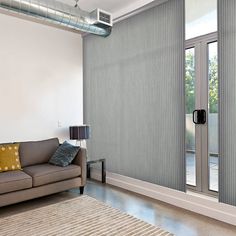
xmin=58 ymin=0 xmax=158 ymax=19
xmin=58 ymin=0 xmax=136 ymax=12
xmin=186 ymin=0 xmax=217 ymax=23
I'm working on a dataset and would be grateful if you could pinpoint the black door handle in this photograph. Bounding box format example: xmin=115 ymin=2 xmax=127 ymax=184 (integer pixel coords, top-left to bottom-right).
xmin=192 ymin=109 xmax=206 ymax=124
xmin=193 ymin=110 xmax=198 ymax=124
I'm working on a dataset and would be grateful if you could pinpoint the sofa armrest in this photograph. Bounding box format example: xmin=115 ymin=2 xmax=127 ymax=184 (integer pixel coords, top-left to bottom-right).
xmin=73 ymin=148 xmax=87 ymax=186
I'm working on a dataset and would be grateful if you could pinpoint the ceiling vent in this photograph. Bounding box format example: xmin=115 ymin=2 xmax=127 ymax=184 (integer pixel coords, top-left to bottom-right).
xmin=0 ymin=0 xmax=112 ymax=37
xmin=90 ymin=9 xmax=112 ymax=27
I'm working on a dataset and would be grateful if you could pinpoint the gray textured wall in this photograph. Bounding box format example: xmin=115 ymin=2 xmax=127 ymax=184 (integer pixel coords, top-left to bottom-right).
xmin=218 ymin=0 xmax=236 ymax=205
xmin=83 ymin=0 xmax=185 ymax=191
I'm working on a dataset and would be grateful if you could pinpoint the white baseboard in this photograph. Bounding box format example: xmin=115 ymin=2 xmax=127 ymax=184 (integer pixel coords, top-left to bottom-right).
xmin=90 ymin=168 xmax=236 ymax=226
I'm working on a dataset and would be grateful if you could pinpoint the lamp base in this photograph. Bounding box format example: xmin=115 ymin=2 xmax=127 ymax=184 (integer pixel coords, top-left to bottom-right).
xmin=75 ymin=140 xmax=82 ymax=147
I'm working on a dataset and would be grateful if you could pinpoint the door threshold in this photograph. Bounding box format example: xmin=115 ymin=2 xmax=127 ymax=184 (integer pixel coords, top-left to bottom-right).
xmin=187 ymin=189 xmax=218 ymax=202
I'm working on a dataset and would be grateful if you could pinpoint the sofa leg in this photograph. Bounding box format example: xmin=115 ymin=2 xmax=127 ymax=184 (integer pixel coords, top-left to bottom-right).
xmin=80 ymin=186 xmax=84 ymax=195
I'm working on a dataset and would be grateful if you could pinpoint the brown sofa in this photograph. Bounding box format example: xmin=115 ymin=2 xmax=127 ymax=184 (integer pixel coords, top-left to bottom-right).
xmin=0 ymin=138 xmax=87 ymax=207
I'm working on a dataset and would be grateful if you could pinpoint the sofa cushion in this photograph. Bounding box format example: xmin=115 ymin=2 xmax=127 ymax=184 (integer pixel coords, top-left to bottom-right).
xmin=19 ymin=138 xmax=60 ymax=167
xmin=23 ymin=164 xmax=81 ymax=187
xmin=0 ymin=170 xmax=32 ymax=194
xmin=0 ymin=144 xmax=22 ymax=172
xmin=49 ymin=141 xmax=80 ymax=167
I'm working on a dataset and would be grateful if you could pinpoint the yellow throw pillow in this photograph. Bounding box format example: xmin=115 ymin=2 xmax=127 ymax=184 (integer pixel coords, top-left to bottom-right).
xmin=0 ymin=144 xmax=21 ymax=172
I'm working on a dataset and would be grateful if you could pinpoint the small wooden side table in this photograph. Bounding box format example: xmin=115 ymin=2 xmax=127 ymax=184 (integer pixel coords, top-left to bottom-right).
xmin=87 ymin=159 xmax=106 ymax=183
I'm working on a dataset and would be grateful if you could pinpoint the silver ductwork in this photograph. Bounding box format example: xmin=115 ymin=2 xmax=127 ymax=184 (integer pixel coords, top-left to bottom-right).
xmin=0 ymin=0 xmax=112 ymax=37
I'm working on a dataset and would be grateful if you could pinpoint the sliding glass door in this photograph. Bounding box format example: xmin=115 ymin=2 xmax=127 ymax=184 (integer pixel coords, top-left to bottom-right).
xmin=185 ymin=33 xmax=218 ymax=195
xmin=185 ymin=47 xmax=196 ymax=186
xmin=208 ymin=41 xmax=218 ymax=192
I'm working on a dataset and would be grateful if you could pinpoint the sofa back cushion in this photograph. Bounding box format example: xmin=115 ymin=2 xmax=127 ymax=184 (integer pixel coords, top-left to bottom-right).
xmin=19 ymin=138 xmax=60 ymax=167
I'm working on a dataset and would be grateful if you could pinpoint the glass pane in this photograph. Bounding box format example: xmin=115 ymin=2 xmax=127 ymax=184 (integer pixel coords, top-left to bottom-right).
xmin=185 ymin=0 xmax=217 ymax=39
xmin=185 ymin=48 xmax=196 ymax=186
xmin=208 ymin=42 xmax=218 ymax=192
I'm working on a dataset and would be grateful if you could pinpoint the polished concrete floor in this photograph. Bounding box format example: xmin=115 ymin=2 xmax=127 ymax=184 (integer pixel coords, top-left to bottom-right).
xmin=1 ymin=180 xmax=236 ymax=236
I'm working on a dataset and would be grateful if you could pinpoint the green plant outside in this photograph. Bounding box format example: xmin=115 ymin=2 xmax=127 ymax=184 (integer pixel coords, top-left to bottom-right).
xmin=185 ymin=50 xmax=218 ymax=114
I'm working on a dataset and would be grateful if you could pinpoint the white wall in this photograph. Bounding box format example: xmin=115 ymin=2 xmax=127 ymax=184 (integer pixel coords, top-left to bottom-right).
xmin=0 ymin=13 xmax=83 ymax=143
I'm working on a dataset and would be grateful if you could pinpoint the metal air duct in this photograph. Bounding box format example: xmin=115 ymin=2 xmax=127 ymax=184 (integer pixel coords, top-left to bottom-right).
xmin=0 ymin=0 xmax=112 ymax=37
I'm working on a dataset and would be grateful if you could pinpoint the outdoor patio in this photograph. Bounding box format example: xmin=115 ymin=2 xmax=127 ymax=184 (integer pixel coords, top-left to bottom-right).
xmin=186 ymin=152 xmax=218 ymax=192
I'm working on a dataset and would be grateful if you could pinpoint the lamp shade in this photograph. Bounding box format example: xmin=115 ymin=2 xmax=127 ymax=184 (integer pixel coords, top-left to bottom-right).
xmin=69 ymin=125 xmax=90 ymax=140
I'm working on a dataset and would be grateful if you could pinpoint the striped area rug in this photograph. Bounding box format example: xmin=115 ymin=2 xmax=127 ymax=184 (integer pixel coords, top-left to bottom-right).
xmin=0 ymin=195 xmax=173 ymax=236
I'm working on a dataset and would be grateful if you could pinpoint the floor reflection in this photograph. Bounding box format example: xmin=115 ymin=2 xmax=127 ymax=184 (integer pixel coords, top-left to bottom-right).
xmin=71 ymin=181 xmax=231 ymax=236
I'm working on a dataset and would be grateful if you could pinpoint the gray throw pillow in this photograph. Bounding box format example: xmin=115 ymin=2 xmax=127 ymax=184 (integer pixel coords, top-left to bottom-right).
xmin=49 ymin=141 xmax=80 ymax=167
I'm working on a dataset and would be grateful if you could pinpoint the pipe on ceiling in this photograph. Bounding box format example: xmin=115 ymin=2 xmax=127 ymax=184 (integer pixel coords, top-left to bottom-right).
xmin=0 ymin=0 xmax=112 ymax=37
